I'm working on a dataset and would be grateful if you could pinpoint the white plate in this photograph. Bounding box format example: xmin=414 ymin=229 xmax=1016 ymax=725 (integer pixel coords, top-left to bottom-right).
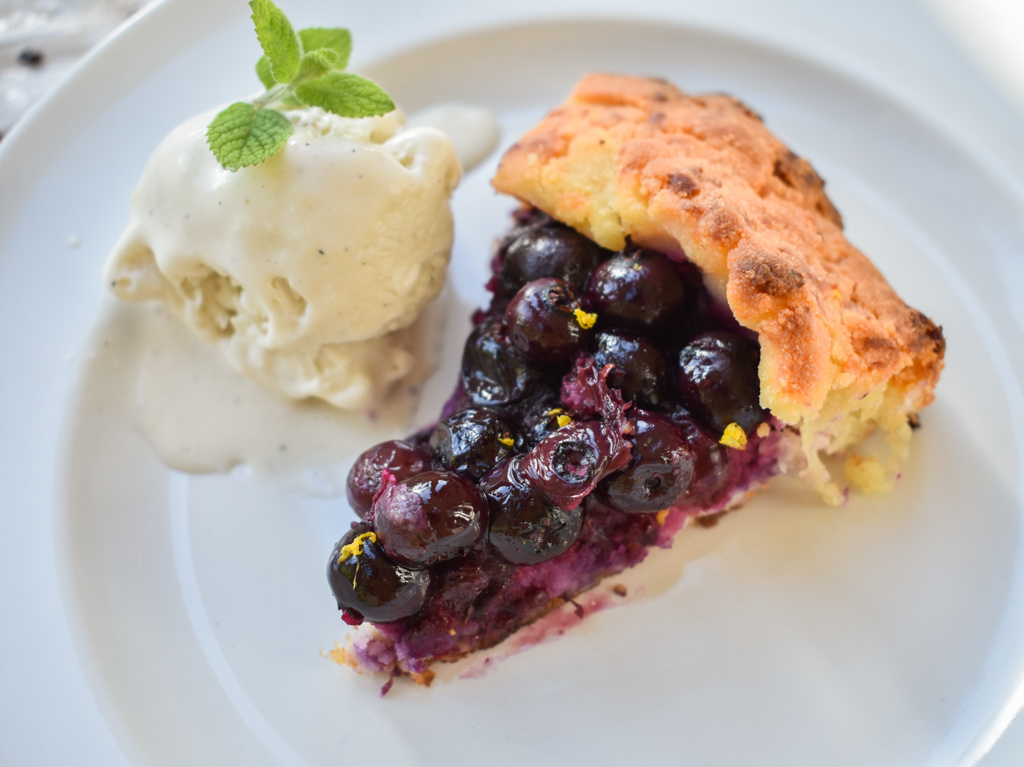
xmin=3 ymin=1 xmax=1024 ymax=765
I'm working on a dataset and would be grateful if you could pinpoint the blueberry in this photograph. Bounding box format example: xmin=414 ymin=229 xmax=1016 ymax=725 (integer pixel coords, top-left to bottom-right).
xmin=429 ymin=408 xmax=518 ymax=481
xmin=667 ymin=407 xmax=731 ymax=509
xmin=518 ymin=420 xmax=629 ymax=510
xmin=591 ymin=330 xmax=670 ymax=407
xmin=583 ymin=249 xmax=689 ymax=333
xmin=598 ymin=411 xmax=694 ymax=513
xmin=373 ymin=470 xmax=487 ymax=568
xmin=346 ymin=440 xmax=432 ymax=518
xmin=460 ymin=317 xmax=546 ymax=406
xmin=515 ymin=389 xmax=566 ymax=448
xmin=676 ymin=330 xmax=766 ymax=435
xmin=480 ymin=457 xmax=583 ymax=564
xmin=499 ymin=222 xmax=606 ymax=295
xmin=327 ymin=523 xmax=431 ymax=623
xmin=506 ymin=278 xmax=594 ymax=367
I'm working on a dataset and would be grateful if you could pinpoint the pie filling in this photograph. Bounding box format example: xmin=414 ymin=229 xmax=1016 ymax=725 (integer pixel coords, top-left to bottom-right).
xmin=328 ymin=207 xmax=797 ymax=678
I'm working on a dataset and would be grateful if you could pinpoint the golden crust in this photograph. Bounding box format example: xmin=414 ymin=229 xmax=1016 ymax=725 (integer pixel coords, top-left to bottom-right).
xmin=493 ymin=74 xmax=944 ymax=498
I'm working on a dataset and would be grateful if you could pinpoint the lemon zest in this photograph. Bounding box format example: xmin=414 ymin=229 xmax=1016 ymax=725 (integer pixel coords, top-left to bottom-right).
xmin=338 ymin=531 xmax=377 ymax=563
xmin=546 ymin=408 xmax=573 ymax=428
xmin=573 ymin=307 xmax=598 ymax=329
xmin=720 ymin=422 xmax=748 ymax=450
xmin=656 ymin=509 xmax=670 ymax=525
xmin=498 ymin=435 xmax=515 ymax=447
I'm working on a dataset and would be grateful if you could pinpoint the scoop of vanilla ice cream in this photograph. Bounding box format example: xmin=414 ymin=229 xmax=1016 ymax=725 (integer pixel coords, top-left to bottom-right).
xmin=105 ymin=106 xmax=461 ymax=409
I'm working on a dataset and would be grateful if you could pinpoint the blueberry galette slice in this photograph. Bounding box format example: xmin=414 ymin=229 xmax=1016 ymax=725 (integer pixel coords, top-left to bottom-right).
xmin=325 ymin=74 xmax=944 ymax=685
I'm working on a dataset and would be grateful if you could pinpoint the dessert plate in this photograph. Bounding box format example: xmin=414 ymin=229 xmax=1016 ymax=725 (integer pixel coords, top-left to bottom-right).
xmin=2 ymin=0 xmax=1024 ymax=765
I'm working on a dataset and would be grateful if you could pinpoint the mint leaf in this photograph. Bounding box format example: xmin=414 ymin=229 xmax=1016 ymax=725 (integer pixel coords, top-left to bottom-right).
xmin=295 ymin=72 xmax=395 ymax=118
xmin=255 ymin=55 xmax=276 ymax=89
xmin=249 ymin=0 xmax=300 ymax=84
xmin=293 ymin=48 xmax=339 ymax=84
xmin=298 ymin=27 xmax=351 ymax=69
xmin=206 ymin=6 xmax=397 ymax=170
xmin=207 ymin=102 xmax=293 ymax=171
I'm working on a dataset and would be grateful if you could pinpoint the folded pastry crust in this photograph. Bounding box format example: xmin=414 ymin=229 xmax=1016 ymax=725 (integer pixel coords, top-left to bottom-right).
xmin=493 ymin=73 xmax=945 ymax=502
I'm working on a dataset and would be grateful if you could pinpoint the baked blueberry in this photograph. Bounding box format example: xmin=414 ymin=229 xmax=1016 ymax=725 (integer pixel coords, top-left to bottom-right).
xmin=327 ymin=523 xmax=431 ymax=623
xmin=429 ymin=408 xmax=519 ymax=481
xmin=583 ymin=249 xmax=688 ymax=333
xmin=598 ymin=410 xmax=694 ymax=513
xmin=518 ymin=420 xmax=630 ymax=510
xmin=373 ymin=470 xmax=487 ymax=568
xmin=591 ymin=329 xmax=670 ymax=407
xmin=506 ymin=278 xmax=595 ymax=367
xmin=667 ymin=407 xmax=731 ymax=509
xmin=481 ymin=457 xmax=583 ymax=564
xmin=499 ymin=221 xmax=605 ymax=295
xmin=346 ymin=440 xmax=432 ymax=518
xmin=460 ymin=317 xmax=545 ymax=406
xmin=676 ymin=330 xmax=767 ymax=435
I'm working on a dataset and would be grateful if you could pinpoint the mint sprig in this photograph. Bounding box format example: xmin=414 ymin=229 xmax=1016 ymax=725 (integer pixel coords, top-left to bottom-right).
xmin=207 ymin=0 xmax=395 ymax=171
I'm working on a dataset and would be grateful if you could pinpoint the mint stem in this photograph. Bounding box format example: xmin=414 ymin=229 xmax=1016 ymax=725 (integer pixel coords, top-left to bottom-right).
xmin=254 ymin=83 xmax=292 ymax=109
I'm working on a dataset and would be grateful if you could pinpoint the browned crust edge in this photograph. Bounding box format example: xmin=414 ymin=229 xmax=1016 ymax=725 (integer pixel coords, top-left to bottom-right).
xmin=493 ymin=74 xmax=944 ymax=499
